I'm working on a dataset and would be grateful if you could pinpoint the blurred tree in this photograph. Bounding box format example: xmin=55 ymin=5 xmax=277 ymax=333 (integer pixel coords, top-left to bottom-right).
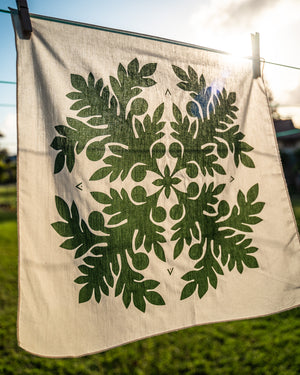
xmin=0 ymin=132 xmax=16 ymax=184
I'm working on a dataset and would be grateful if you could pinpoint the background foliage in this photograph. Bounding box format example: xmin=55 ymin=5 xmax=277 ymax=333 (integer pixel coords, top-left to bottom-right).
xmin=0 ymin=134 xmax=16 ymax=185
xmin=0 ymin=184 xmax=300 ymax=374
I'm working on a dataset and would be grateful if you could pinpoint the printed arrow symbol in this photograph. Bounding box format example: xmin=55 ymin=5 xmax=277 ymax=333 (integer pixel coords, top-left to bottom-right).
xmin=167 ymin=267 xmax=174 ymax=275
xmin=230 ymin=176 xmax=235 ymax=183
xmin=76 ymin=182 xmax=83 ymax=191
xmin=165 ymin=88 xmax=171 ymax=96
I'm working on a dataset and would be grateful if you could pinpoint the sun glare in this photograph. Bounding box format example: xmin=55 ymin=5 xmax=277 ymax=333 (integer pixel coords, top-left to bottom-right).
xmin=220 ymin=34 xmax=252 ymax=59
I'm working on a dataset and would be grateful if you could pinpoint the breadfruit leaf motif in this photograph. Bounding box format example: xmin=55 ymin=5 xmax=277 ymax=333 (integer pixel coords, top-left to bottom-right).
xmin=171 ymin=183 xmax=265 ymax=300
xmin=52 ymin=195 xmax=166 ymax=312
xmin=90 ymin=102 xmax=165 ymax=182
xmin=171 ymin=65 xmax=255 ymax=177
xmin=170 ymin=65 xmax=263 ymax=300
xmin=51 ymin=58 xmax=167 ymax=312
xmin=51 ymin=58 xmax=159 ymax=175
xmin=51 ymin=59 xmax=265 ymax=311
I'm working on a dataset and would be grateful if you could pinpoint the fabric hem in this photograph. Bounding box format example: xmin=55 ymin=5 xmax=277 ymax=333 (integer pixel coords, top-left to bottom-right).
xmin=18 ymin=302 xmax=300 ymax=358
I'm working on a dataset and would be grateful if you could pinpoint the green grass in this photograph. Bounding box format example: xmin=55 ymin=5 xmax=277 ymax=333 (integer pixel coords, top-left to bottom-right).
xmin=0 ymin=187 xmax=300 ymax=374
xmin=0 ymin=184 xmax=17 ymax=211
xmin=291 ymin=195 xmax=300 ymax=229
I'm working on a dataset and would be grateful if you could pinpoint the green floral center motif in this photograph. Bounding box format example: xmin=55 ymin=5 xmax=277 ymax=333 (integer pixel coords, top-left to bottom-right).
xmin=51 ymin=58 xmax=265 ymax=312
xmin=153 ymin=166 xmax=181 ymax=198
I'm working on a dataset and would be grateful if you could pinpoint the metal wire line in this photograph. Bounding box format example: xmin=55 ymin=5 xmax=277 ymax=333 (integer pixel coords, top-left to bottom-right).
xmin=1 ymin=6 xmax=300 ymax=86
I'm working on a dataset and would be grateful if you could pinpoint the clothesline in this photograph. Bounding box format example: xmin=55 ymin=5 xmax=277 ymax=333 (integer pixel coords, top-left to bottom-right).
xmin=0 ymin=80 xmax=16 ymax=85
xmin=1 ymin=8 xmax=300 ymax=73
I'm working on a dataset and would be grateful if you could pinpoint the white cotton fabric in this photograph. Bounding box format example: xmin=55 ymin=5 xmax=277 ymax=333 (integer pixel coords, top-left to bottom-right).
xmin=13 ymin=14 xmax=300 ymax=358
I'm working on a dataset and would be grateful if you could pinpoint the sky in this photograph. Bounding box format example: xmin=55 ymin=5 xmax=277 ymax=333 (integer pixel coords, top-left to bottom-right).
xmin=0 ymin=0 xmax=300 ymax=154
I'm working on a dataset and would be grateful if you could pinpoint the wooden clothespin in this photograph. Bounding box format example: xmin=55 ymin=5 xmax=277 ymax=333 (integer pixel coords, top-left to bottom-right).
xmin=16 ymin=0 xmax=32 ymax=39
xmin=251 ymin=32 xmax=261 ymax=78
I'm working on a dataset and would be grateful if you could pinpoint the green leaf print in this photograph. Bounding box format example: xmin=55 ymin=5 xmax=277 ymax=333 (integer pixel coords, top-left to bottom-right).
xmin=51 ymin=59 xmax=264 ymax=310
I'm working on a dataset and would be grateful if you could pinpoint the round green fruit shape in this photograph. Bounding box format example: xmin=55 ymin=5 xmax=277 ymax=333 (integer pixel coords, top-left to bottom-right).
xmin=86 ymin=141 xmax=105 ymax=161
xmin=170 ymin=204 xmax=183 ymax=220
xmin=187 ymin=101 xmax=200 ymax=118
xmin=217 ymin=142 xmax=228 ymax=158
xmin=186 ymin=163 xmax=198 ymax=178
xmin=189 ymin=243 xmax=203 ymax=260
xmin=131 ymin=186 xmax=147 ymax=203
xmin=132 ymin=252 xmax=149 ymax=270
xmin=131 ymin=164 xmax=147 ymax=182
xmin=152 ymin=206 xmax=167 ymax=223
xmin=130 ymin=98 xmax=148 ymax=116
xmin=187 ymin=182 xmax=199 ymax=198
xmin=169 ymin=142 xmax=182 ymax=158
xmin=218 ymin=200 xmax=230 ymax=216
xmin=88 ymin=211 xmax=105 ymax=231
xmin=152 ymin=142 xmax=166 ymax=159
